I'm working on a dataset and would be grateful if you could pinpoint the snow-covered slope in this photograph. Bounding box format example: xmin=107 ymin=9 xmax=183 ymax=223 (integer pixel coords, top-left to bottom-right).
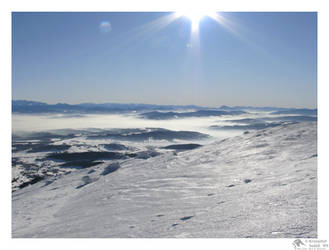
xmin=12 ymin=122 xmax=317 ymax=238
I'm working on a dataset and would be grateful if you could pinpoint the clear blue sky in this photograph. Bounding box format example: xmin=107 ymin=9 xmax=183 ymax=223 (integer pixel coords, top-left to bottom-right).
xmin=12 ymin=12 xmax=317 ymax=108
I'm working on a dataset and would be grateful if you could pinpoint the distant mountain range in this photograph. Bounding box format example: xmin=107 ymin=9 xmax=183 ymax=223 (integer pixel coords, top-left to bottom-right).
xmin=139 ymin=110 xmax=246 ymax=120
xmin=12 ymin=100 xmax=203 ymax=113
xmin=219 ymin=105 xmax=317 ymax=114
xmin=12 ymin=100 xmax=317 ymax=116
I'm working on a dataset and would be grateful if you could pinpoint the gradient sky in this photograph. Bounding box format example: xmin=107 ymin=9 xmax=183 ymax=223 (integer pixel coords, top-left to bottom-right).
xmin=12 ymin=12 xmax=317 ymax=108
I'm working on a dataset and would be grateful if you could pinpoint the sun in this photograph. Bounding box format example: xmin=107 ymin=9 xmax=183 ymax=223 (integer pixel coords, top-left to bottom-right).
xmin=175 ymin=11 xmax=218 ymax=32
xmin=182 ymin=11 xmax=206 ymax=31
xmin=175 ymin=11 xmax=208 ymax=31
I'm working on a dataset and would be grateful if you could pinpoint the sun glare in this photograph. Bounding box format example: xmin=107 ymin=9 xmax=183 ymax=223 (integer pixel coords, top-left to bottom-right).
xmin=182 ymin=11 xmax=205 ymax=31
xmin=175 ymin=11 xmax=219 ymax=32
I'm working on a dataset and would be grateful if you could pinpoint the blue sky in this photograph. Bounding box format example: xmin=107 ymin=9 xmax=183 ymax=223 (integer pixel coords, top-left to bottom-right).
xmin=12 ymin=12 xmax=317 ymax=108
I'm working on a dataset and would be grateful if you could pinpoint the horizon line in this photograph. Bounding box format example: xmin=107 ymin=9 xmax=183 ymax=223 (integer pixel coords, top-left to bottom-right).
xmin=12 ymin=99 xmax=317 ymax=110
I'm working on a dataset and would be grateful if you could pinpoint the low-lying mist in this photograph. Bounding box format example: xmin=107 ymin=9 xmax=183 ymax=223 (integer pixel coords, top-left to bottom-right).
xmin=12 ymin=113 xmax=247 ymax=140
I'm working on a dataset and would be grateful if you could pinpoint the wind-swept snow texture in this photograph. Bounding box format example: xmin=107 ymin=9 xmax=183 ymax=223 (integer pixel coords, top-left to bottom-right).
xmin=12 ymin=122 xmax=317 ymax=238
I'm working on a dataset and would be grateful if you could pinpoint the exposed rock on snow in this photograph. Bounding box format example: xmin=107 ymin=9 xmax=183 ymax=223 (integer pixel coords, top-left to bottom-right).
xmin=100 ymin=163 xmax=120 ymax=176
xmin=162 ymin=143 xmax=202 ymax=151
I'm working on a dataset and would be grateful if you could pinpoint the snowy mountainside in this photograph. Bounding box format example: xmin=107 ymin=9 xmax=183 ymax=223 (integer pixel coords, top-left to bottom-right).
xmin=12 ymin=122 xmax=317 ymax=237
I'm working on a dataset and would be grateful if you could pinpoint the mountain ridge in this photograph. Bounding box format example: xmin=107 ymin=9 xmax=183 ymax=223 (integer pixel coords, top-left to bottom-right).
xmin=12 ymin=100 xmax=317 ymax=114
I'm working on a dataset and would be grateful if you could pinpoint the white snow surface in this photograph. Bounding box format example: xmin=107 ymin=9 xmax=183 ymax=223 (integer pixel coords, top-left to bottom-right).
xmin=12 ymin=122 xmax=317 ymax=238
